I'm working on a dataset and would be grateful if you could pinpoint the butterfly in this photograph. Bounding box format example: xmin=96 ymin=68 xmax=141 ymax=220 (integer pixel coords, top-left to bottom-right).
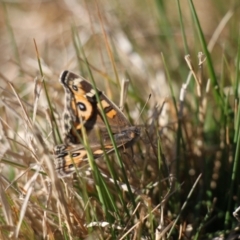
xmin=54 ymin=70 xmax=140 ymax=177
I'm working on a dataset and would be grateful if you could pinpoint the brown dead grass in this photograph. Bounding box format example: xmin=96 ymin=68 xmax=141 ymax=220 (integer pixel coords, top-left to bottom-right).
xmin=0 ymin=0 xmax=239 ymax=239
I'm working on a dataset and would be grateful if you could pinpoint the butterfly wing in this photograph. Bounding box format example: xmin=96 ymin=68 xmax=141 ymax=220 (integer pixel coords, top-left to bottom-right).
xmin=55 ymin=70 xmax=140 ymax=177
xmin=54 ymin=143 xmax=116 ymax=177
xmin=60 ymin=70 xmax=139 ymax=145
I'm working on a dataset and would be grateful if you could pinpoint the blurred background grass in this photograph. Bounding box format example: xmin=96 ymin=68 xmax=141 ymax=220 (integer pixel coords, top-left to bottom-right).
xmin=1 ymin=0 xmax=240 ymax=239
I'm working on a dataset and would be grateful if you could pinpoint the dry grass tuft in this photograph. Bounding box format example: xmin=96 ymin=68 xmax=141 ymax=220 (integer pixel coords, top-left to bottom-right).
xmin=0 ymin=0 xmax=239 ymax=239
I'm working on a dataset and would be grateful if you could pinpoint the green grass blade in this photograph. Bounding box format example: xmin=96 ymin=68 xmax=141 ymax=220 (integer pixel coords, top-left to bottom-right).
xmin=187 ymin=0 xmax=224 ymax=106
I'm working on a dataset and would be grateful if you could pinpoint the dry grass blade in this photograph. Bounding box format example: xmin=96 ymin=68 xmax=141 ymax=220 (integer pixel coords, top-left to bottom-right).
xmin=119 ymin=78 xmax=130 ymax=111
xmin=155 ymin=221 xmax=173 ymax=240
xmin=0 ymin=178 xmax=13 ymax=227
xmin=15 ymin=169 xmax=40 ymax=238
xmin=208 ymin=8 xmax=234 ymax=52
xmin=8 ymin=82 xmax=33 ymax=131
xmin=96 ymin=1 xmax=120 ymax=86
xmin=32 ymin=76 xmax=43 ymax=125
xmin=168 ymin=174 xmax=202 ymax=237
xmin=119 ymin=203 xmax=162 ymax=240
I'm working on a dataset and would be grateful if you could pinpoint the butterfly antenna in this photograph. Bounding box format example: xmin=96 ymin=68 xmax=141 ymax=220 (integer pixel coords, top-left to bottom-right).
xmin=136 ymin=93 xmax=151 ymax=124
xmin=119 ymin=78 xmax=151 ymax=125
